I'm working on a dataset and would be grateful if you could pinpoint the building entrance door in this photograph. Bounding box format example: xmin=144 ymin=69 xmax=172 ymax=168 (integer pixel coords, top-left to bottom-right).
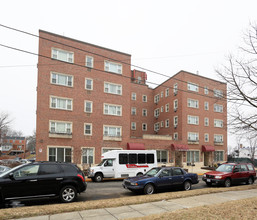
xmin=175 ymin=151 xmax=183 ymax=167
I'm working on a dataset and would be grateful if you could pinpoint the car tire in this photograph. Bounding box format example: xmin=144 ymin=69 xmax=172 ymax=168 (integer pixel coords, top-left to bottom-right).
xmin=144 ymin=183 xmax=155 ymax=195
xmin=60 ymin=185 xmax=77 ymax=203
xmin=184 ymin=181 xmax=192 ymax=191
xmin=224 ymin=178 xmax=231 ymax=187
xmin=94 ymin=173 xmax=103 ymax=182
xmin=247 ymin=177 xmax=254 ymax=185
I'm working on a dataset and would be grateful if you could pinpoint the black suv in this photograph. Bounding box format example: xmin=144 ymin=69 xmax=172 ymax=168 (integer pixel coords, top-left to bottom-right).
xmin=0 ymin=162 xmax=87 ymax=204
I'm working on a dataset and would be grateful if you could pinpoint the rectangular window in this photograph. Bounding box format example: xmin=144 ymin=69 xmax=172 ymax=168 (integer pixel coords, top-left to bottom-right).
xmin=142 ymin=109 xmax=147 ymax=116
xmin=161 ymin=92 xmax=163 ymax=98
xmin=82 ymin=148 xmax=94 ymax=164
xmin=85 ymin=78 xmax=93 ymax=90
xmin=214 ymin=89 xmax=223 ymax=98
xmin=50 ymin=96 xmax=72 ymax=110
xmin=188 ymin=132 xmax=199 ymax=142
xmin=204 ymin=86 xmax=209 ymax=95
xmin=174 ymin=132 xmax=178 ymax=140
xmin=161 ymin=106 xmax=164 ymax=112
xmin=147 ymin=154 xmax=155 ymax=163
xmin=85 ymin=56 xmax=94 ymax=68
xmin=187 ymin=115 xmax=199 ymax=125
xmin=52 ymin=48 xmax=73 ymax=63
xmin=204 ymin=117 xmax=209 ymax=126
xmin=119 ymin=154 xmax=128 ymax=164
xmin=154 ymin=123 xmax=160 ymax=131
xmin=154 ymin=94 xmax=160 ymax=104
xmin=157 ymin=150 xmax=168 ymax=163
xmin=174 ymin=99 xmax=178 ymax=111
xmin=214 ymin=134 xmax=223 ymax=143
xmin=173 ymin=83 xmax=178 ymax=95
xmin=214 ymin=104 xmax=223 ymax=113
xmin=154 ymin=108 xmax=160 ymax=117
xmin=104 ymin=104 xmax=122 ymax=116
xmin=104 ymin=126 xmax=121 ymax=137
xmin=214 ymin=151 xmax=224 ymax=162
xmin=165 ymin=119 xmax=169 ymax=128
xmin=204 ymin=102 xmax=209 ymax=110
xmin=142 ymin=95 xmax=147 ymax=102
xmin=131 ymin=107 xmax=136 ymax=115
xmin=131 ymin=93 xmax=136 ymax=100
xmin=49 ymin=147 xmax=72 ymax=162
xmin=138 ymin=154 xmax=146 ymax=164
xmin=84 ymin=101 xmax=93 ymax=113
xmin=129 ymin=154 xmax=138 ymax=164
xmin=104 ymin=61 xmax=122 ymax=74
xmin=50 ymin=121 xmax=72 ymax=134
xmin=204 ymin=133 xmax=209 ymax=142
xmin=165 ymin=104 xmax=169 ymax=112
xmin=188 ymin=99 xmax=199 ymax=108
xmin=161 ymin=121 xmax=164 ymax=127
xmin=174 ymin=116 xmax=178 ymax=127
xmin=214 ymin=119 xmax=223 ymax=128
xmin=104 ymin=82 xmax=122 ymax=95
xmin=84 ymin=123 xmax=92 ymax=135
xmin=165 ymin=88 xmax=169 ymax=97
xmin=131 ymin=122 xmax=136 ymax=130
xmin=187 ymin=82 xmax=199 ymax=92
xmin=187 ymin=151 xmax=200 ymax=163
xmin=142 ymin=123 xmax=147 ymax=131
xmin=51 ymin=72 xmax=73 ymax=87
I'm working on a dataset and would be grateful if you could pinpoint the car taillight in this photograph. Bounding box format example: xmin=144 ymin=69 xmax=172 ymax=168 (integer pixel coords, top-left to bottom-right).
xmin=77 ymin=174 xmax=85 ymax=182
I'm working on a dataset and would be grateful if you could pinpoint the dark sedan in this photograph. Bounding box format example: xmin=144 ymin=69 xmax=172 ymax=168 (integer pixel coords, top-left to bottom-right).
xmin=122 ymin=167 xmax=199 ymax=194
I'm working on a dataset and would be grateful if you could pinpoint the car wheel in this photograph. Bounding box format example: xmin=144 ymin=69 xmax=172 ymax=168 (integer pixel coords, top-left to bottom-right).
xmin=60 ymin=185 xmax=77 ymax=203
xmin=94 ymin=173 xmax=103 ymax=182
xmin=247 ymin=177 xmax=254 ymax=185
xmin=144 ymin=183 xmax=155 ymax=195
xmin=224 ymin=178 xmax=231 ymax=187
xmin=184 ymin=181 xmax=192 ymax=191
xmin=136 ymin=172 xmax=143 ymax=176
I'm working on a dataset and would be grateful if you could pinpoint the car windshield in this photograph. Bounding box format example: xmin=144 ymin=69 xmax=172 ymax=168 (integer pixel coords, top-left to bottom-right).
xmin=145 ymin=168 xmax=162 ymax=177
xmin=97 ymin=159 xmax=107 ymax=166
xmin=216 ymin=164 xmax=234 ymax=172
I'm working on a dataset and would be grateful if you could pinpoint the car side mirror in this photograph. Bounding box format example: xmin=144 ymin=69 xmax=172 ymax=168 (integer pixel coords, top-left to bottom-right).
xmin=9 ymin=173 xmax=14 ymax=180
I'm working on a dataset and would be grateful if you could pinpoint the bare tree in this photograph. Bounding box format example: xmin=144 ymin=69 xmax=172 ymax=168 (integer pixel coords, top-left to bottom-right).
xmin=247 ymin=136 xmax=257 ymax=162
xmin=26 ymin=130 xmax=36 ymax=152
xmin=0 ymin=112 xmax=12 ymax=144
xmin=216 ymin=23 xmax=257 ymax=137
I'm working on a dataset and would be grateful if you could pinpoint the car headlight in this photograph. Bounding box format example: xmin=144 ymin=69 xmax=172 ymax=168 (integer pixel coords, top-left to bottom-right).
xmin=215 ymin=176 xmax=222 ymax=179
xmin=130 ymin=182 xmax=138 ymax=186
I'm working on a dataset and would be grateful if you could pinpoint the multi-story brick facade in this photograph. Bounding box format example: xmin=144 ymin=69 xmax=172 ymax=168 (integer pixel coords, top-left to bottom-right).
xmin=36 ymin=30 xmax=227 ymax=170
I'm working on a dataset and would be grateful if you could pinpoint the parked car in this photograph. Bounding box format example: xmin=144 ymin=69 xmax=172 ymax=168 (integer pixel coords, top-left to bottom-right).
xmin=0 ymin=161 xmax=87 ymax=205
xmin=0 ymin=166 xmax=10 ymax=174
xmin=122 ymin=167 xmax=199 ymax=194
xmin=202 ymin=162 xmax=256 ymax=187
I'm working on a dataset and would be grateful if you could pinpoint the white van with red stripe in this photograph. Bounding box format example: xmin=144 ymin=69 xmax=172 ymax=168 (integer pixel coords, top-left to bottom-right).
xmin=88 ymin=150 xmax=157 ymax=182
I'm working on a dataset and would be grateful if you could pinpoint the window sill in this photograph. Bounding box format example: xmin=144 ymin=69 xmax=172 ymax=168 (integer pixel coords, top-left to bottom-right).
xmin=187 ymin=141 xmax=199 ymax=145
xmin=103 ymin=136 xmax=122 ymax=141
xmin=49 ymin=133 xmax=72 ymax=139
xmin=214 ymin=142 xmax=224 ymax=146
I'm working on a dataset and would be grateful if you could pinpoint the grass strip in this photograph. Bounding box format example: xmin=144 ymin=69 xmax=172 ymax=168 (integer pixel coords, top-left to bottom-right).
xmin=1 ymin=184 xmax=257 ymax=220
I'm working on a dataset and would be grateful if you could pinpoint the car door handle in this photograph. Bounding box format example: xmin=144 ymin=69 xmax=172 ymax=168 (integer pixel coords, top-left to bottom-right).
xmin=29 ymin=179 xmax=37 ymax=182
xmin=56 ymin=178 xmax=63 ymax=180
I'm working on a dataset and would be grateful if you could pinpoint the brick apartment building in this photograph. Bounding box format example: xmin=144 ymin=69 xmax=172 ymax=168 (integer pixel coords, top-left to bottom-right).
xmin=36 ymin=30 xmax=227 ymax=170
xmin=1 ymin=136 xmax=26 ymax=155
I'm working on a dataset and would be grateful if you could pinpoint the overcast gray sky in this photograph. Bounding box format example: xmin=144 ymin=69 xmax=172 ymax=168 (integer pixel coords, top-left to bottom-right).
xmin=1 ymin=0 xmax=257 ymax=149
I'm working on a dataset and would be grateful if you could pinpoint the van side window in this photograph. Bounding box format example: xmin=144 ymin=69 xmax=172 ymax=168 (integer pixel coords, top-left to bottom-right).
xmin=247 ymin=164 xmax=254 ymax=171
xmin=119 ymin=154 xmax=128 ymax=164
xmin=129 ymin=154 xmax=137 ymax=164
xmin=147 ymin=154 xmax=154 ymax=164
xmin=138 ymin=154 xmax=146 ymax=164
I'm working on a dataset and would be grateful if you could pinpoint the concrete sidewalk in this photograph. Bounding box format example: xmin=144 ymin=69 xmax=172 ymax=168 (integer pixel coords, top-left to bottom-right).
xmin=17 ymin=189 xmax=257 ymax=220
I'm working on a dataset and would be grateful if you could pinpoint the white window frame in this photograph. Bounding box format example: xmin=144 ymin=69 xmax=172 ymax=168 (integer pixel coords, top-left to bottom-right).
xmin=51 ymin=48 xmax=74 ymax=63
xmin=204 ymin=101 xmax=209 ymax=110
xmin=214 ymin=89 xmax=223 ymax=98
xmin=82 ymin=147 xmax=94 ymax=164
xmin=84 ymin=100 xmax=93 ymax=113
xmin=161 ymin=92 xmax=163 ymax=98
xmin=142 ymin=109 xmax=147 ymax=116
xmin=142 ymin=123 xmax=147 ymax=131
xmin=157 ymin=150 xmax=168 ymax=163
xmin=214 ymin=119 xmax=223 ymax=128
xmin=165 ymin=103 xmax=169 ymax=112
xmin=214 ymin=104 xmax=223 ymax=113
xmin=154 ymin=94 xmax=160 ymax=104
xmin=187 ymin=150 xmax=200 ymax=163
xmin=174 ymin=132 xmax=178 ymax=140
xmin=161 ymin=121 xmax=164 ymax=127
xmin=174 ymin=99 xmax=178 ymax=111
xmin=188 ymin=132 xmax=199 ymax=142
xmin=131 ymin=93 xmax=136 ymax=100
xmin=104 ymin=103 xmax=122 ymax=116
xmin=204 ymin=86 xmax=209 ymax=95
xmin=84 ymin=123 xmax=92 ymax=136
xmin=165 ymin=88 xmax=169 ymax=97
xmin=187 ymin=115 xmax=199 ymax=125
xmin=214 ymin=134 xmax=223 ymax=143
xmin=50 ymin=96 xmax=73 ymax=111
xmin=131 ymin=107 xmax=136 ymax=115
xmin=204 ymin=133 xmax=209 ymax=142
xmin=103 ymin=125 xmax=122 ymax=137
xmin=165 ymin=119 xmax=169 ymax=128
xmin=214 ymin=151 xmax=224 ymax=162
xmin=51 ymin=72 xmax=73 ymax=87
xmin=187 ymin=98 xmax=199 ymax=108
xmin=173 ymin=83 xmax=178 ymax=95
xmin=48 ymin=146 xmax=72 ymax=163
xmin=204 ymin=117 xmax=209 ymax=126
xmin=104 ymin=60 xmax=122 ymax=74
xmin=131 ymin=122 xmax=136 ymax=130
xmin=154 ymin=123 xmax=160 ymax=131
xmin=142 ymin=95 xmax=147 ymax=102
xmin=187 ymin=82 xmax=199 ymax=92
xmin=104 ymin=82 xmax=122 ymax=95
xmin=161 ymin=106 xmax=164 ymax=112
xmin=85 ymin=78 xmax=93 ymax=90
xmin=49 ymin=120 xmax=72 ymax=134
xmin=174 ymin=116 xmax=178 ymax=127
xmin=85 ymin=56 xmax=94 ymax=68
xmin=154 ymin=108 xmax=160 ymax=117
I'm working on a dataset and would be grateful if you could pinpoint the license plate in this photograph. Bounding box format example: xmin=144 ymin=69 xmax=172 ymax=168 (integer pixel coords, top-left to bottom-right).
xmin=207 ymin=179 xmax=211 ymax=182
